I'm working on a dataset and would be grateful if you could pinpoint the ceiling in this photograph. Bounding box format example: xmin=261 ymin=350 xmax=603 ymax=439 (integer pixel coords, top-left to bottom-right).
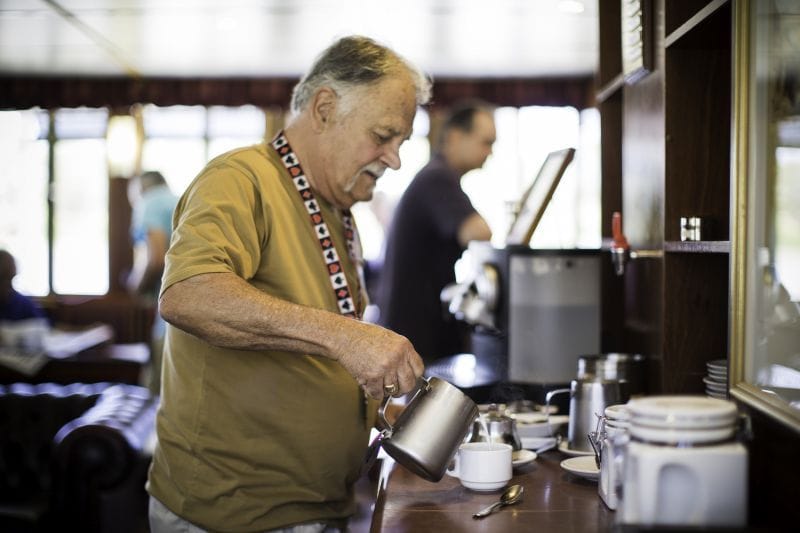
xmin=0 ymin=0 xmax=598 ymax=79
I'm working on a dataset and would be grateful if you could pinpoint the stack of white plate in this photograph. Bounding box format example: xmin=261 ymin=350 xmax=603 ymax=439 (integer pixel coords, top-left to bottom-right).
xmin=704 ymin=358 xmax=728 ymax=399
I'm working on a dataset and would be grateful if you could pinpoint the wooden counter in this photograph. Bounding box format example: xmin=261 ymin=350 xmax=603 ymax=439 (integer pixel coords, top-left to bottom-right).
xmin=370 ymin=449 xmax=614 ymax=532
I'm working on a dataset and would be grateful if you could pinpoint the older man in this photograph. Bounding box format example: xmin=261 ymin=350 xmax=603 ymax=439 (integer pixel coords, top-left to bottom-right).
xmin=147 ymin=36 xmax=429 ymax=533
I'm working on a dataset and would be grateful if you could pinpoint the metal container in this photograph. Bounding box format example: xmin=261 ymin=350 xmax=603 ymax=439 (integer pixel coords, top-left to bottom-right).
xmin=468 ymin=407 xmax=523 ymax=450
xmin=577 ymin=353 xmax=647 ymax=397
xmin=568 ymin=376 xmax=626 ymax=452
xmin=376 ymin=377 xmax=478 ymax=481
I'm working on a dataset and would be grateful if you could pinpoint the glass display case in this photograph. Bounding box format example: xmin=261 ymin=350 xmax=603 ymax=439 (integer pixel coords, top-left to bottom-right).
xmin=731 ymin=0 xmax=800 ymax=430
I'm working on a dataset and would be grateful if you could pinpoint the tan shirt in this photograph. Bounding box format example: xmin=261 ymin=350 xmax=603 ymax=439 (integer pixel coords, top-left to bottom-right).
xmin=147 ymin=143 xmax=375 ymax=532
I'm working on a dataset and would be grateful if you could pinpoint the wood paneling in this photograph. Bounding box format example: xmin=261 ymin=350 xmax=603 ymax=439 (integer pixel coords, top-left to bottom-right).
xmin=0 ymin=76 xmax=595 ymax=111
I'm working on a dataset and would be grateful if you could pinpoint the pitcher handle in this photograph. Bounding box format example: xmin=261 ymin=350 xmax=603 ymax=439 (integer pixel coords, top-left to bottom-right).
xmin=544 ymin=387 xmax=570 ymax=436
xmin=544 ymin=387 xmax=570 ymax=419
xmin=378 ymin=376 xmax=431 ymax=432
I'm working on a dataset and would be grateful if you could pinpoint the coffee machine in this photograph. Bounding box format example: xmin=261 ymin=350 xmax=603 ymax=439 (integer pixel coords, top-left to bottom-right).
xmin=438 ymin=242 xmax=601 ymax=404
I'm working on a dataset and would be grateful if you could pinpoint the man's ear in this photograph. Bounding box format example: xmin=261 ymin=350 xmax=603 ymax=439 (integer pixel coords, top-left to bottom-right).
xmin=311 ymin=87 xmax=338 ymax=132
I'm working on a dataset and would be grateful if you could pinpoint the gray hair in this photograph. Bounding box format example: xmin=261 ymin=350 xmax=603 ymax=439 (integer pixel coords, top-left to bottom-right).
xmin=290 ymin=35 xmax=432 ymax=115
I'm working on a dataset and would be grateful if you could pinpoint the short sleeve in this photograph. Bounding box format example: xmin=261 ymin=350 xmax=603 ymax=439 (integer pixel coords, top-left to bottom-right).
xmin=161 ymin=165 xmax=266 ymax=295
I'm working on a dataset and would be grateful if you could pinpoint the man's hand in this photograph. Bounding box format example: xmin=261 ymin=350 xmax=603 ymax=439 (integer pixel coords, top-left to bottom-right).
xmin=334 ymin=321 xmax=425 ymax=400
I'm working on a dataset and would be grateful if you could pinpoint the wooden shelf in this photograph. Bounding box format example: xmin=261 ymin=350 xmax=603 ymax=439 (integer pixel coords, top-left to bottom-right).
xmin=596 ymin=73 xmax=625 ymax=104
xmin=666 ymin=0 xmax=730 ymax=48
xmin=664 ymin=240 xmax=730 ymax=253
xmin=664 ymin=0 xmax=731 ymax=242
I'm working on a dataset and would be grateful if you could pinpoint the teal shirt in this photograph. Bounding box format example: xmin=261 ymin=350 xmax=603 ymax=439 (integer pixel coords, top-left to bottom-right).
xmin=131 ymin=184 xmax=178 ymax=245
xmin=131 ymin=183 xmax=178 ymax=337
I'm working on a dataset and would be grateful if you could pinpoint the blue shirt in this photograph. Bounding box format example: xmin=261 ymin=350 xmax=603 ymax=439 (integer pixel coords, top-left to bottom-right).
xmin=131 ymin=184 xmax=178 ymax=244
xmin=130 ymin=183 xmax=178 ymax=338
xmin=1 ymin=289 xmax=46 ymax=321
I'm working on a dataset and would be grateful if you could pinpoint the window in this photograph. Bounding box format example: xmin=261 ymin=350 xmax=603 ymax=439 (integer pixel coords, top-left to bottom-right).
xmin=462 ymin=105 xmax=601 ymax=249
xmin=1 ymin=102 xmax=599 ymax=298
xmin=0 ymin=110 xmax=49 ymax=296
xmin=1 ymin=104 xmax=268 ymax=297
xmin=355 ymin=104 xmax=601 ymax=266
xmin=141 ymin=105 xmax=208 ymax=195
xmin=141 ymin=104 xmax=267 ymax=195
xmin=1 ymin=107 xmax=110 ymax=296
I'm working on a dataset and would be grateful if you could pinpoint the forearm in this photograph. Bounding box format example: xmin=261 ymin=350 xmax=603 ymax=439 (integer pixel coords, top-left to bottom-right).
xmin=457 ymin=212 xmax=492 ymax=247
xmin=160 ymin=272 xmax=425 ymax=398
xmin=160 ymin=272 xmax=349 ymax=357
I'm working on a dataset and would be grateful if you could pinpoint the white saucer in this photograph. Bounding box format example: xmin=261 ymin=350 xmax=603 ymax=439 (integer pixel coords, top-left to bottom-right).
xmin=512 ymin=449 xmax=537 ymax=468
xmin=560 ymin=456 xmax=599 ymax=482
xmin=461 ymin=479 xmax=509 ymax=492
xmin=706 ymin=358 xmax=727 ymax=371
xmin=703 ymin=376 xmax=727 ymax=393
xmin=558 ymin=439 xmax=595 ymax=457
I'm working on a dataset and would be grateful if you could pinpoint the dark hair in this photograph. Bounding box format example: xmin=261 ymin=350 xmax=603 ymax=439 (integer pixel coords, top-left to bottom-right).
xmin=138 ymin=171 xmax=167 ymax=188
xmin=439 ymin=100 xmax=495 ymax=146
xmin=291 ymin=35 xmax=431 ymax=114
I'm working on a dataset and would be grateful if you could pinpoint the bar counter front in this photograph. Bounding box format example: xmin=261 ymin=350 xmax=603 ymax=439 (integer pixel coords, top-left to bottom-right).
xmin=369 ymin=449 xmax=613 ymax=532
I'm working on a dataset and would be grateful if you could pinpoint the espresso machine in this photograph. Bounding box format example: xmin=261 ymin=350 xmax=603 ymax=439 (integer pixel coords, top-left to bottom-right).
xmin=435 ymin=242 xmax=601 ymax=406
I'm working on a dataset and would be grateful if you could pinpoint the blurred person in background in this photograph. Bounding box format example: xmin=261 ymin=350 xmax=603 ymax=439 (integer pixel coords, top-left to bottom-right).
xmin=0 ymin=249 xmax=46 ymax=322
xmin=377 ymin=101 xmax=496 ymax=364
xmin=127 ymin=170 xmax=178 ymax=394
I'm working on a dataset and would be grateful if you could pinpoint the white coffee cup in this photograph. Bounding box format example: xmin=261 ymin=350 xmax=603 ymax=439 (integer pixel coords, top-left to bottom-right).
xmin=445 ymin=442 xmax=512 ymax=491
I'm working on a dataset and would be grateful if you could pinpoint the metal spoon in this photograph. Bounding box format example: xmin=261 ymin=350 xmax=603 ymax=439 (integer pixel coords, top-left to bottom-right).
xmin=472 ymin=484 xmax=524 ymax=519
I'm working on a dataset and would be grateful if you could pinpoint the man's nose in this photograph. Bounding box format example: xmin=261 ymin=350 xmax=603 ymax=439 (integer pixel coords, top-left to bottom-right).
xmin=381 ymin=141 xmax=402 ymax=171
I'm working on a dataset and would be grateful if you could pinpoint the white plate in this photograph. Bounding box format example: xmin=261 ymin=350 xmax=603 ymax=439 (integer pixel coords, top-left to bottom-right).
xmin=512 ymin=449 xmax=537 ymax=468
xmin=703 ymin=376 xmax=727 ymax=392
xmin=558 ymin=439 xmax=595 ymax=457
xmin=560 ymin=456 xmax=599 ymax=481
xmin=707 ymin=368 xmax=727 ymax=380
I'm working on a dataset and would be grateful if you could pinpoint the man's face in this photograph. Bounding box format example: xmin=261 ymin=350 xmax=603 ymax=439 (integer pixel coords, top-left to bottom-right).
xmin=454 ymin=111 xmax=496 ymax=173
xmin=316 ymin=73 xmax=418 ymax=209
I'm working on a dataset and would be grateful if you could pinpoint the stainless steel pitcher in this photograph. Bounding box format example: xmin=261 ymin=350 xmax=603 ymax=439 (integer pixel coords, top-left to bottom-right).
xmin=569 ymin=377 xmax=626 ymax=452
xmin=547 ymin=377 xmax=626 ymax=452
xmin=371 ymin=376 xmax=478 ymax=482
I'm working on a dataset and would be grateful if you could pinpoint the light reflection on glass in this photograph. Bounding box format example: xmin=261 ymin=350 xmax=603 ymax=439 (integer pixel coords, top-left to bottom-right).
xmin=747 ymin=2 xmax=800 ymax=406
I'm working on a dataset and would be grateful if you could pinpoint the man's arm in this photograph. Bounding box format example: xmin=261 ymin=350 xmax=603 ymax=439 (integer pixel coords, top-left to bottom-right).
xmin=160 ymin=272 xmax=424 ymax=399
xmin=457 ymin=212 xmax=492 ymax=247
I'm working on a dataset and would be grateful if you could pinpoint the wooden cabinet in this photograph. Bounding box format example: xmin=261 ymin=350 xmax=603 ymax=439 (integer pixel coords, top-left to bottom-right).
xmin=597 ymin=0 xmax=732 ymax=394
xmin=597 ymin=0 xmax=800 ymax=526
xmin=662 ymin=1 xmax=732 ymax=393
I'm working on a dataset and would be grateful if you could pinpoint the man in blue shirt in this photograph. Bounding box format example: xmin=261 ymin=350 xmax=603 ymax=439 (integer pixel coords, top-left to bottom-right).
xmin=0 ymin=249 xmax=46 ymax=322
